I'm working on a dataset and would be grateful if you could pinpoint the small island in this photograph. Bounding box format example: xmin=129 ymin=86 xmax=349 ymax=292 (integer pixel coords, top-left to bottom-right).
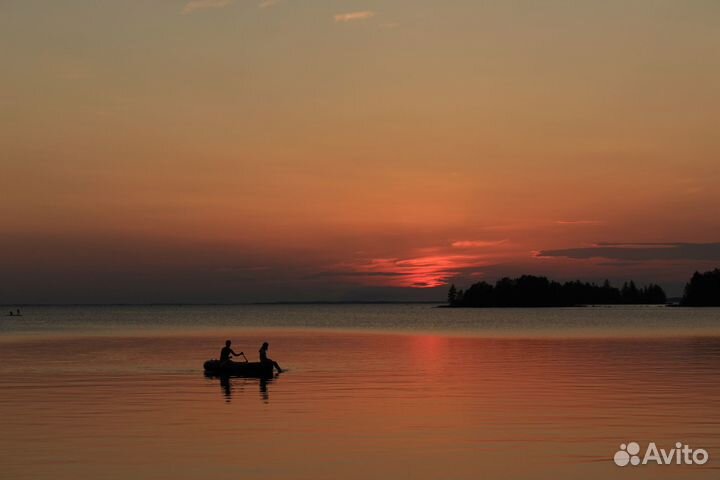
xmin=448 ymin=269 xmax=720 ymax=307
xmin=447 ymin=275 xmax=665 ymax=307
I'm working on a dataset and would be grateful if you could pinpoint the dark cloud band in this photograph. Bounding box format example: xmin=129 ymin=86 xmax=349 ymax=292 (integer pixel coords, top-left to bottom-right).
xmin=537 ymin=243 xmax=720 ymax=261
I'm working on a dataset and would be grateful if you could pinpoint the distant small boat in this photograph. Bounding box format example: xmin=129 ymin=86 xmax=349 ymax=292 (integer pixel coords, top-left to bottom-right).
xmin=203 ymin=359 xmax=274 ymax=378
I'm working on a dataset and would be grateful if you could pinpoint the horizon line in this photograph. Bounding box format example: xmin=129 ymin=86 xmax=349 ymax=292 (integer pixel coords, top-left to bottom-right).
xmin=0 ymin=301 xmax=445 ymax=307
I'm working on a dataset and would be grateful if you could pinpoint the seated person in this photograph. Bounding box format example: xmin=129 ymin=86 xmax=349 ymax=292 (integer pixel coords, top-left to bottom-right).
xmin=259 ymin=342 xmax=282 ymax=373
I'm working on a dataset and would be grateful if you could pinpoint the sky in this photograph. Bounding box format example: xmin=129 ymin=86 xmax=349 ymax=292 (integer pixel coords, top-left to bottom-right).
xmin=1 ymin=0 xmax=719 ymax=303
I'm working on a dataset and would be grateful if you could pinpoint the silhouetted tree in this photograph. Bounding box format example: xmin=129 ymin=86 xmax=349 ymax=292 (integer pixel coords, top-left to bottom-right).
xmin=447 ymin=284 xmax=458 ymax=305
xmin=449 ymin=275 xmax=667 ymax=307
xmin=601 ymin=279 xmax=621 ymax=304
xmin=461 ymin=281 xmax=493 ymax=307
xmin=682 ymin=269 xmax=720 ymax=306
xmin=640 ymin=284 xmax=666 ymax=304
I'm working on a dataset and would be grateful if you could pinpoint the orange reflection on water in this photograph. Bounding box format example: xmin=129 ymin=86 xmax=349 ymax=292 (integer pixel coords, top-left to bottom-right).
xmin=1 ymin=331 xmax=720 ymax=480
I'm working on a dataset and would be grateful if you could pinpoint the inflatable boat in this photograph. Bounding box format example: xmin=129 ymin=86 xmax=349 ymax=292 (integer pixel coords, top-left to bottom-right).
xmin=203 ymin=359 xmax=274 ymax=378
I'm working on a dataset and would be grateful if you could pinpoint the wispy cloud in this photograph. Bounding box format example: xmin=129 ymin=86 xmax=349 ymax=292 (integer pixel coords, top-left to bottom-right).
xmin=451 ymin=240 xmax=507 ymax=249
xmin=334 ymin=11 xmax=376 ymax=23
xmin=181 ymin=0 xmax=232 ymax=15
xmin=536 ymin=242 xmax=720 ymax=261
xmin=320 ymin=254 xmax=490 ymax=289
xmin=258 ymin=0 xmax=279 ymax=8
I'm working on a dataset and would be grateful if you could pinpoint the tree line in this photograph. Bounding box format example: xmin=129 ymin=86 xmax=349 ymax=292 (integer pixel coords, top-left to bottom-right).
xmin=447 ymin=275 xmax=666 ymax=307
xmin=448 ymin=268 xmax=720 ymax=307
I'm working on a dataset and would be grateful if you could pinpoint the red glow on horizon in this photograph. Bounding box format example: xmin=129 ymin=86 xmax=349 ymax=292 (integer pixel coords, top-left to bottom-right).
xmin=328 ymin=254 xmax=493 ymax=289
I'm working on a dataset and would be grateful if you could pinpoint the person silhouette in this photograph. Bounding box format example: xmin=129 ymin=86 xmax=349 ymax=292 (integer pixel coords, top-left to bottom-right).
xmin=220 ymin=340 xmax=244 ymax=366
xmin=259 ymin=342 xmax=282 ymax=373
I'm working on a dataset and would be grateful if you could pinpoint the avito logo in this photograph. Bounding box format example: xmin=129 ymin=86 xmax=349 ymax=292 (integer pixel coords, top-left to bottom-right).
xmin=614 ymin=442 xmax=709 ymax=466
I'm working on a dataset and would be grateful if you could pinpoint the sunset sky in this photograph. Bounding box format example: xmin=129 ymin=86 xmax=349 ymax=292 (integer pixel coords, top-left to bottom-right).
xmin=2 ymin=1 xmax=719 ymax=303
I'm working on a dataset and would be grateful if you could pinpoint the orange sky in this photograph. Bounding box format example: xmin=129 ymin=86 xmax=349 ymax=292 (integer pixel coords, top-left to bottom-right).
xmin=1 ymin=1 xmax=719 ymax=302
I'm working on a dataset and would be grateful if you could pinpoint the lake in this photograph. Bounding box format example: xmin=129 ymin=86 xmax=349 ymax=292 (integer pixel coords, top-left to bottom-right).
xmin=1 ymin=305 xmax=719 ymax=479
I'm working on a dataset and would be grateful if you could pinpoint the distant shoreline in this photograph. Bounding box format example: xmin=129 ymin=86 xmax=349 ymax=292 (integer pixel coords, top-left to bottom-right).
xmin=438 ymin=303 xmax=684 ymax=309
xmin=4 ymin=303 xmax=719 ymax=309
xmin=0 ymin=301 xmax=444 ymax=307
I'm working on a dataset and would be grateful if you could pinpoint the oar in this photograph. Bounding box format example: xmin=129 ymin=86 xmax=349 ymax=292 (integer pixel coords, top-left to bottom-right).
xmin=241 ymin=353 xmax=249 ymax=363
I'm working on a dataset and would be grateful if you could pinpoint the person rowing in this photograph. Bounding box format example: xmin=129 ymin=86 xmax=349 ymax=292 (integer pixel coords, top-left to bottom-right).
xmin=220 ymin=340 xmax=246 ymax=366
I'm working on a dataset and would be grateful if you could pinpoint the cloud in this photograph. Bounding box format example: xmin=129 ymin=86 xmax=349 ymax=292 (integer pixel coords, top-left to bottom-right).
xmin=319 ymin=254 xmax=490 ymax=289
xmin=334 ymin=11 xmax=376 ymax=23
xmin=595 ymin=261 xmax=646 ymax=267
xmin=312 ymin=271 xmax=406 ymax=278
xmin=595 ymin=242 xmax=681 ymax=247
xmin=451 ymin=240 xmax=507 ymax=249
xmin=258 ymin=0 xmax=278 ymax=8
xmin=181 ymin=0 xmax=232 ymax=15
xmin=536 ymin=242 xmax=720 ymax=261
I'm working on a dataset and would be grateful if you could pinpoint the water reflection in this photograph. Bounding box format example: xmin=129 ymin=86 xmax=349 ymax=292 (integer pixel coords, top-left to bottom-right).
xmin=208 ymin=373 xmax=276 ymax=403
xmin=3 ymin=328 xmax=720 ymax=480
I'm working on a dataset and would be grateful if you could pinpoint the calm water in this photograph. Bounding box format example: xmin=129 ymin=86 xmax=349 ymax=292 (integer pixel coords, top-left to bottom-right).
xmin=1 ymin=305 xmax=719 ymax=479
